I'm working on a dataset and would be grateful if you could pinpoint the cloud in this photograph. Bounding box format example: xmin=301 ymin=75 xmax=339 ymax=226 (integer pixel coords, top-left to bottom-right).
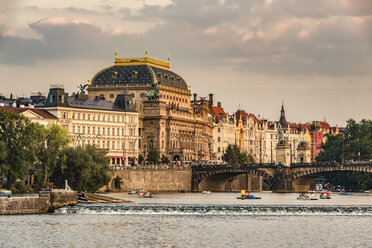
xmin=0 ymin=0 xmax=371 ymax=77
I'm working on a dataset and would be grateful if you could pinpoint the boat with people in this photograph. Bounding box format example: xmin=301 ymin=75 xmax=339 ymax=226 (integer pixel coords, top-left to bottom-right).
xmin=143 ymin=192 xmax=153 ymax=198
xmin=0 ymin=189 xmax=11 ymax=196
xmin=236 ymin=195 xmax=261 ymax=200
xmin=297 ymin=193 xmax=318 ymax=200
xmin=237 ymin=190 xmax=261 ymax=200
xmin=319 ymin=191 xmax=332 ymax=199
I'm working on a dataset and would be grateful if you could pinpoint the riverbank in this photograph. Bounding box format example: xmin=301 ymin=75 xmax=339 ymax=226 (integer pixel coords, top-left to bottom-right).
xmin=0 ymin=190 xmax=77 ymax=215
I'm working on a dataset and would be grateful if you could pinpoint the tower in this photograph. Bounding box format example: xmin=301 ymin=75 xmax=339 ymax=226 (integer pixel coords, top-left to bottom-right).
xmin=279 ymin=101 xmax=288 ymax=130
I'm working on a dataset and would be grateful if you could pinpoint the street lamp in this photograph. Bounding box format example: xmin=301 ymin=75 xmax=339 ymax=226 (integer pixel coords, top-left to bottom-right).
xmin=172 ymin=136 xmax=183 ymax=165
xmin=202 ymin=134 xmax=212 ymax=160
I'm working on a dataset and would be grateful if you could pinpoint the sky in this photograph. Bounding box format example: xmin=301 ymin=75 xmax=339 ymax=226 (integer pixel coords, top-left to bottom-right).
xmin=0 ymin=0 xmax=371 ymax=126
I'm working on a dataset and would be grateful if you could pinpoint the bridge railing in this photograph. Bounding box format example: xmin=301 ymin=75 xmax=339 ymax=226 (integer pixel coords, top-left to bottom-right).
xmin=192 ymin=163 xmax=276 ymax=171
xmin=290 ymin=161 xmax=372 ymax=167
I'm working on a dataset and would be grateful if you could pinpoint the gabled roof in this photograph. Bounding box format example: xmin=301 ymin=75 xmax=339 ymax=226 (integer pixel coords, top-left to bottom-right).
xmin=319 ymin=121 xmax=331 ymax=130
xmin=0 ymin=106 xmax=57 ymax=119
xmin=209 ymin=106 xmax=226 ymax=123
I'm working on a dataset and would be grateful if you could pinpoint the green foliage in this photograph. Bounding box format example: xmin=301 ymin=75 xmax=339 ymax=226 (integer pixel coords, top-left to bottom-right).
xmin=52 ymin=145 xmax=111 ymax=192
xmin=147 ymin=147 xmax=160 ymax=164
xmin=0 ymin=110 xmax=45 ymax=188
xmin=317 ymin=118 xmax=372 ymax=190
xmin=38 ymin=124 xmax=71 ymax=186
xmin=138 ymin=154 xmax=145 ymax=165
xmin=12 ymin=180 xmax=32 ymax=193
xmin=316 ymin=134 xmax=344 ymax=162
xmin=160 ymin=154 xmax=170 ymax=164
xmin=222 ymin=145 xmax=252 ymax=164
xmin=113 ymin=176 xmax=123 ymax=189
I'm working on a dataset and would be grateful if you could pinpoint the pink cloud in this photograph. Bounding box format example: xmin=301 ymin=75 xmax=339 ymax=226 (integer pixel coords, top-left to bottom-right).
xmin=33 ymin=17 xmax=94 ymax=26
xmin=2 ymin=28 xmax=16 ymax=37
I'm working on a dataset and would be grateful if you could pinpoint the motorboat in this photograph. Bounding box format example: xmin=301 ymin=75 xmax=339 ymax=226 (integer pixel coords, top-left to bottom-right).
xmin=319 ymin=191 xmax=332 ymax=199
xmin=201 ymin=191 xmax=211 ymax=194
xmin=297 ymin=193 xmax=318 ymax=200
xmin=143 ymin=192 xmax=153 ymax=198
xmin=128 ymin=191 xmax=137 ymax=195
xmin=0 ymin=189 xmax=11 ymax=196
xmin=237 ymin=194 xmax=261 ymax=200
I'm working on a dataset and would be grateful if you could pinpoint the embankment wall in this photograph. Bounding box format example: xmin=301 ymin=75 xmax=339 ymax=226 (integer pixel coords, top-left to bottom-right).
xmin=0 ymin=190 xmax=77 ymax=215
xmin=113 ymin=169 xmax=264 ymax=192
xmin=114 ymin=169 xmax=192 ymax=192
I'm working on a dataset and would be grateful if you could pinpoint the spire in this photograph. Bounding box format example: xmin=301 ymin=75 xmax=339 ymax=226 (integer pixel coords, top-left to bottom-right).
xmin=279 ymin=101 xmax=288 ymax=129
xmin=115 ymin=48 xmax=117 ymax=59
xmin=168 ymin=52 xmax=170 ymax=63
xmin=145 ymin=46 xmax=148 ymax=57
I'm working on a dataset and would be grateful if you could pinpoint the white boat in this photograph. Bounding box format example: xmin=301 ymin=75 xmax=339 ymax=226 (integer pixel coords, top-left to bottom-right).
xmin=201 ymin=191 xmax=211 ymax=194
xmin=0 ymin=189 xmax=11 ymax=196
xmin=297 ymin=193 xmax=318 ymax=200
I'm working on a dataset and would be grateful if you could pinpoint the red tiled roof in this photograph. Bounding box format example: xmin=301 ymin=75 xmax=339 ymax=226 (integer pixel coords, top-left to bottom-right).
xmin=0 ymin=106 xmax=57 ymax=119
xmin=209 ymin=106 xmax=226 ymax=123
xmin=319 ymin=121 xmax=331 ymax=130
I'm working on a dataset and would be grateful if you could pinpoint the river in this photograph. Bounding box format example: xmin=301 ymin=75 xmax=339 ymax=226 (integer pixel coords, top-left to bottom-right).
xmin=1 ymin=192 xmax=372 ymax=248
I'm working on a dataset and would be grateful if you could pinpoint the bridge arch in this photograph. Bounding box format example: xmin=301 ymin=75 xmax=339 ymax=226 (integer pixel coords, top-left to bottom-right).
xmin=291 ymin=165 xmax=372 ymax=179
xmin=192 ymin=166 xmax=275 ymax=192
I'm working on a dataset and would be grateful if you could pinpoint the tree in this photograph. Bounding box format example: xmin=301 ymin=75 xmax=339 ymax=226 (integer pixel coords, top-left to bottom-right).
xmin=39 ymin=124 xmax=71 ymax=187
xmin=316 ymin=118 xmax=372 ymax=190
xmin=147 ymin=147 xmax=160 ymax=164
xmin=52 ymin=145 xmax=111 ymax=192
xmin=138 ymin=154 xmax=145 ymax=165
xmin=160 ymin=154 xmax=170 ymax=164
xmin=113 ymin=176 xmax=123 ymax=190
xmin=0 ymin=110 xmax=44 ymax=188
xmin=222 ymin=145 xmax=251 ymax=164
xmin=316 ymin=134 xmax=343 ymax=162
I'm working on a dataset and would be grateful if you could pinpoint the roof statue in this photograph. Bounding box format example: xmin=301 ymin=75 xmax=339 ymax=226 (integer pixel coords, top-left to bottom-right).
xmin=145 ymin=81 xmax=161 ymax=100
xmin=77 ymin=84 xmax=88 ymax=95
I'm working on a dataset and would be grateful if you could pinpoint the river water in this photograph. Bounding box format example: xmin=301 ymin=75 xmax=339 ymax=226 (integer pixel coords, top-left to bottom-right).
xmin=1 ymin=192 xmax=372 ymax=248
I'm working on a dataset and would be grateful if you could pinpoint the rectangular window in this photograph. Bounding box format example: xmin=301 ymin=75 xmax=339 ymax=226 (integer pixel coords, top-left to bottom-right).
xmin=97 ymin=127 xmax=100 ymax=135
xmin=218 ymin=137 xmax=221 ymax=142
xmin=87 ymin=127 xmax=90 ymax=134
xmin=92 ymin=127 xmax=95 ymax=135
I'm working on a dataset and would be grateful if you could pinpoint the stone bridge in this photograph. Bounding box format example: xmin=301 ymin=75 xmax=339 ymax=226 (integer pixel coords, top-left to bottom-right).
xmin=192 ymin=162 xmax=372 ymax=192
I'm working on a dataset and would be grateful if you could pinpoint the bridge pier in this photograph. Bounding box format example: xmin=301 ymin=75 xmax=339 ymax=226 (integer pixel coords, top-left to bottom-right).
xmin=272 ymin=176 xmax=316 ymax=193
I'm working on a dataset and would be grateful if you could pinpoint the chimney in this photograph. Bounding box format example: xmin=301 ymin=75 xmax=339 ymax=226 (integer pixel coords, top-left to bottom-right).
xmin=193 ymin=93 xmax=198 ymax=104
xmin=209 ymin=93 xmax=213 ymax=106
xmin=217 ymin=102 xmax=221 ymax=108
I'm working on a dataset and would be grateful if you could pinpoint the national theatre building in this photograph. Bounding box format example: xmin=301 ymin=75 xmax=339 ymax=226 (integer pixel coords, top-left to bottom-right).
xmin=87 ymin=52 xmax=214 ymax=161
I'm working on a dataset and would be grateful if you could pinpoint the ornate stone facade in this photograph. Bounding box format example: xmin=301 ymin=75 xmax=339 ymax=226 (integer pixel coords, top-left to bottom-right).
xmin=36 ymin=87 xmax=139 ymax=167
xmin=87 ymin=53 xmax=213 ymax=161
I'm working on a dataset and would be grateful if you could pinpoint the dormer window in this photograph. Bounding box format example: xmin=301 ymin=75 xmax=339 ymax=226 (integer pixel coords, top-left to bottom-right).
xmin=112 ymin=71 xmax=118 ymax=79
xmin=170 ymin=76 xmax=175 ymax=80
xmin=157 ymin=72 xmax=162 ymax=79
xmin=132 ymin=71 xmax=138 ymax=79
